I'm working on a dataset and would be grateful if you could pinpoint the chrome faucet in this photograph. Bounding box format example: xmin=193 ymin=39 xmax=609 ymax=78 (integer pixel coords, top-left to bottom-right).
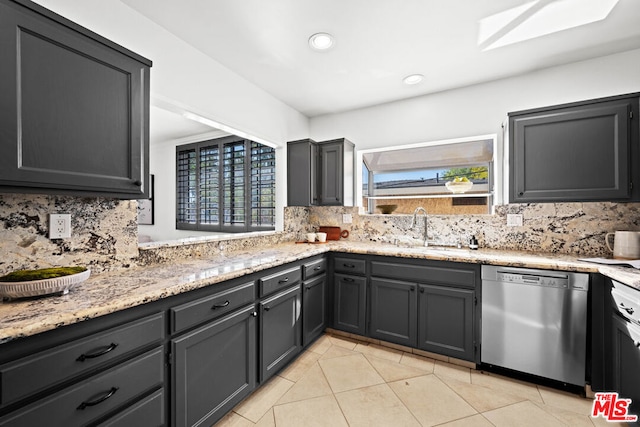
xmin=410 ymin=207 xmax=432 ymax=247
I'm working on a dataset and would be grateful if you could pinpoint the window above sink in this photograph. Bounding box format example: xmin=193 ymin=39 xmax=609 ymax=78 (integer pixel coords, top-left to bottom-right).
xmin=357 ymin=134 xmax=502 ymax=215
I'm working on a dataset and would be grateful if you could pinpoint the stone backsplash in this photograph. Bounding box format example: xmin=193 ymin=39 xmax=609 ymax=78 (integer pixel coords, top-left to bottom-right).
xmin=1 ymin=191 xmax=639 ymax=276
xmin=309 ymin=202 xmax=640 ymax=257
xmin=0 ymin=193 xmax=139 ymax=275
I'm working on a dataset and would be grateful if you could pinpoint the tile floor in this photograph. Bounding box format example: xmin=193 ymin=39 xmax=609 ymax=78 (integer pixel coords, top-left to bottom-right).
xmin=214 ymin=333 xmax=628 ymax=427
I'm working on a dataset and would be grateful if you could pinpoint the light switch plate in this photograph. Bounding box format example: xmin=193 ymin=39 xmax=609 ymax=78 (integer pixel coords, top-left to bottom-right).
xmin=49 ymin=214 xmax=71 ymax=239
xmin=342 ymin=214 xmax=353 ymax=224
xmin=506 ymin=214 xmax=523 ymax=227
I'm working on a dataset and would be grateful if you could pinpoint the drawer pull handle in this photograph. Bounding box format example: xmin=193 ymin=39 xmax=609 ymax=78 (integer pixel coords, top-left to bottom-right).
xmin=77 ymin=387 xmax=119 ymax=410
xmin=77 ymin=343 xmax=118 ymax=362
xmin=344 ymin=264 xmax=355 ymax=268
xmin=344 ymin=278 xmax=355 ymax=282
xmin=314 ymin=266 xmax=322 ymax=271
xmin=212 ymin=300 xmax=230 ymax=310
xmin=619 ymin=303 xmax=635 ymax=315
xmin=279 ymin=277 xmax=289 ymax=284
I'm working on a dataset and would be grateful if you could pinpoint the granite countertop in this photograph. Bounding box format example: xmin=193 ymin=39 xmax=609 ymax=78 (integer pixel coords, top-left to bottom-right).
xmin=1 ymin=241 xmax=639 ymax=344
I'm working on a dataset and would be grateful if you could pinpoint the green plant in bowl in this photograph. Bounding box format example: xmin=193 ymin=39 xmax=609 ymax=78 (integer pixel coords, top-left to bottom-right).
xmin=0 ymin=267 xmax=87 ymax=282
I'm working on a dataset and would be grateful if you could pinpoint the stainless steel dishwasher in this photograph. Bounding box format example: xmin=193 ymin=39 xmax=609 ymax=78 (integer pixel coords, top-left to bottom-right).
xmin=481 ymin=265 xmax=589 ymax=386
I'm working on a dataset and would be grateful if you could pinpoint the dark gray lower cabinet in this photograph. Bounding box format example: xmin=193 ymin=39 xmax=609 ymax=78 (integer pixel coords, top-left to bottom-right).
xmin=302 ymin=275 xmax=327 ymax=346
xmin=172 ymin=305 xmax=256 ymax=427
xmin=611 ymin=315 xmax=640 ymax=418
xmin=97 ymin=388 xmax=165 ymax=427
xmin=0 ymin=348 xmax=164 ymax=427
xmin=370 ymin=278 xmax=417 ymax=347
xmin=333 ymin=273 xmax=367 ymax=335
xmin=260 ymin=285 xmax=302 ymax=383
xmin=418 ymin=284 xmax=475 ymax=361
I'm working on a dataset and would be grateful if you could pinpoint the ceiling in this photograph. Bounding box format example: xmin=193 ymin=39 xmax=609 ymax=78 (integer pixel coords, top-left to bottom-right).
xmin=123 ymin=0 xmax=640 ymax=120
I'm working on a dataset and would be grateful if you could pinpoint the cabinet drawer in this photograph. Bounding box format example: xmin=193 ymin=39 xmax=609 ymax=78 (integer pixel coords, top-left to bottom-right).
xmin=611 ymin=280 xmax=640 ymax=324
xmin=0 ymin=347 xmax=164 ymax=427
xmin=0 ymin=313 xmax=164 ymax=408
xmin=334 ymin=257 xmax=366 ymax=275
xmin=260 ymin=266 xmax=301 ymax=297
xmin=371 ymin=261 xmax=476 ymax=288
xmin=171 ymin=281 xmax=255 ymax=333
xmin=96 ymin=388 xmax=164 ymax=427
xmin=303 ymin=258 xmax=326 ymax=280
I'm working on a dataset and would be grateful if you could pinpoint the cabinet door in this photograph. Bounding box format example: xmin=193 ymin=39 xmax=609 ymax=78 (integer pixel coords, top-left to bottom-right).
xmin=510 ymin=96 xmax=636 ymax=203
xmin=260 ymin=285 xmax=301 ymax=383
xmin=287 ymin=139 xmax=318 ymax=206
xmin=319 ymin=141 xmax=344 ymax=205
xmin=370 ymin=278 xmax=417 ymax=347
xmin=611 ymin=315 xmax=640 ymax=418
xmin=303 ymin=275 xmax=327 ymax=346
xmin=418 ymin=284 xmax=475 ymax=361
xmin=333 ymin=274 xmax=367 ymax=335
xmin=172 ymin=305 xmax=256 ymax=427
xmin=0 ymin=1 xmax=150 ymax=198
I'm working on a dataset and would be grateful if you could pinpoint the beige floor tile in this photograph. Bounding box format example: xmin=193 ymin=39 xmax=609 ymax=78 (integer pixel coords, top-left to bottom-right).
xmin=233 ymin=376 xmax=294 ymax=423
xmin=214 ymin=411 xmax=254 ymax=427
xmin=307 ymin=335 xmax=332 ymax=355
xmin=437 ymin=414 xmax=495 ymax=427
xmin=471 ymin=370 xmax=543 ymax=403
xmin=537 ymin=385 xmax=594 ymax=415
xmin=328 ymin=335 xmax=359 ymax=350
xmin=532 ymin=401 xmax=595 ymax=427
xmin=319 ymin=353 xmax=385 ymax=393
xmin=335 ymin=383 xmax=420 ymax=427
xmin=389 ymin=374 xmax=477 ymax=426
xmin=399 ymin=352 xmax=436 ymax=373
xmin=354 ymin=343 xmax=403 ymax=362
xmin=319 ymin=344 xmax=359 ymax=359
xmin=254 ymin=409 xmax=275 ymax=427
xmin=442 ymin=376 xmax=527 ymax=412
xmin=277 ymin=349 xmax=320 ymax=382
xmin=483 ymin=401 xmax=566 ymax=427
xmin=277 ymin=363 xmax=333 ymax=404
xmin=364 ymin=354 xmax=428 ymax=382
xmin=434 ymin=360 xmax=472 ymax=383
xmin=273 ymin=395 xmax=348 ymax=427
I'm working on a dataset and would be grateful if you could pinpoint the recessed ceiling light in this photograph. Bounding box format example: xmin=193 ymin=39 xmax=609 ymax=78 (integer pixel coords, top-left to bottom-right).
xmin=403 ymin=74 xmax=424 ymax=85
xmin=309 ymin=32 xmax=334 ymax=51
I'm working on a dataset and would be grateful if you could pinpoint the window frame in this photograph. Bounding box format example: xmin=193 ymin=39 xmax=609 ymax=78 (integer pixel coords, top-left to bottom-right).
xmin=176 ymin=135 xmax=275 ymax=233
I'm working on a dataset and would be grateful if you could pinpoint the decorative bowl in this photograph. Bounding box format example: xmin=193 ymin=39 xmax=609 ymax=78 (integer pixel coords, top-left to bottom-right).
xmin=377 ymin=204 xmax=398 ymax=214
xmin=445 ymin=181 xmax=474 ymax=194
xmin=0 ymin=268 xmax=90 ymax=299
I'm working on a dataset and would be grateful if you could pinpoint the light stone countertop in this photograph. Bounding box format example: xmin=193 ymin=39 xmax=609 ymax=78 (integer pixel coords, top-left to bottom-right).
xmin=1 ymin=241 xmax=638 ymax=344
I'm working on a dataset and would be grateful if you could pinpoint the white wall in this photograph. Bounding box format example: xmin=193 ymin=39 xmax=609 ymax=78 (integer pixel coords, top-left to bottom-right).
xmin=309 ymin=49 xmax=640 ymax=150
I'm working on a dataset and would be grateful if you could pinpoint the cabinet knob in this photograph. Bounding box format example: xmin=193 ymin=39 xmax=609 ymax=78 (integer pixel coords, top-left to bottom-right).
xmin=252 ymin=311 xmax=258 ymax=317
xmin=410 ymin=286 xmax=415 ymax=292
xmin=634 ymin=340 xmax=640 ymax=348
xmin=518 ymin=191 xmax=524 ymax=196
xmin=264 ymin=306 xmax=271 ymax=312
xmin=419 ymin=288 xmax=425 ymax=293
xmin=133 ymin=180 xmax=143 ymax=186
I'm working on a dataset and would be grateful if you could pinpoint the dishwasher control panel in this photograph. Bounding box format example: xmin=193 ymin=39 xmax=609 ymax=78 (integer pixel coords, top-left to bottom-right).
xmin=496 ymin=272 xmax=569 ymax=288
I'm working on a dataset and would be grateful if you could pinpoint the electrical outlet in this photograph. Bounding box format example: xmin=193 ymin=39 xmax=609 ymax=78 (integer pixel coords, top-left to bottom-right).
xmin=506 ymin=214 xmax=523 ymax=227
xmin=49 ymin=214 xmax=71 ymax=239
xmin=342 ymin=214 xmax=353 ymax=224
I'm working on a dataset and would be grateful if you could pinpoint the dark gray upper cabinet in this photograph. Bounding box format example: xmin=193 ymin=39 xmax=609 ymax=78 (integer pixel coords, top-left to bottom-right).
xmin=509 ymin=93 xmax=639 ymax=203
xmin=0 ymin=0 xmax=151 ymax=199
xmin=287 ymin=139 xmax=319 ymax=206
xmin=287 ymin=138 xmax=355 ymax=206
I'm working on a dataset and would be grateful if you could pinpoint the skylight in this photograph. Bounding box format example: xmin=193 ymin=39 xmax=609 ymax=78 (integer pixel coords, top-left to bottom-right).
xmin=478 ymin=0 xmax=619 ymax=51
